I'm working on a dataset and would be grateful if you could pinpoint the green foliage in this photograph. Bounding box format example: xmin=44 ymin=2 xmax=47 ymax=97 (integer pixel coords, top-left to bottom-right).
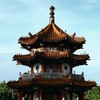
xmin=0 ymin=81 xmax=17 ymax=100
xmin=73 ymin=93 xmax=78 ymax=100
xmin=72 ymin=86 xmax=100 ymax=100
xmin=85 ymin=86 xmax=100 ymax=100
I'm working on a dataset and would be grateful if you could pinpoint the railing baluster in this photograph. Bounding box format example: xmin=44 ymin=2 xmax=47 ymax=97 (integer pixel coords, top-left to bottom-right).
xmin=21 ymin=72 xmax=83 ymax=80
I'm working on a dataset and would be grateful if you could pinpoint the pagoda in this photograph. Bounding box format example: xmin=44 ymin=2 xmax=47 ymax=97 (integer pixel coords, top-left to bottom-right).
xmin=7 ymin=6 xmax=96 ymax=100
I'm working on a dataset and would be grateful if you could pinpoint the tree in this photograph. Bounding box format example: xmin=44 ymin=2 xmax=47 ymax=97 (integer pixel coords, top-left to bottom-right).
xmin=85 ymin=86 xmax=100 ymax=100
xmin=72 ymin=86 xmax=100 ymax=100
xmin=0 ymin=81 xmax=17 ymax=100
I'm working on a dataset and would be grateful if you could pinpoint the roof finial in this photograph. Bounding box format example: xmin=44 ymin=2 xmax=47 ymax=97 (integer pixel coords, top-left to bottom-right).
xmin=49 ymin=6 xmax=55 ymax=23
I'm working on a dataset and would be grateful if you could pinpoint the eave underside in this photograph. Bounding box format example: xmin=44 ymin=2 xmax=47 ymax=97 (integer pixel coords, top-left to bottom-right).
xmin=13 ymin=52 xmax=90 ymax=67
xmin=7 ymin=78 xmax=96 ymax=91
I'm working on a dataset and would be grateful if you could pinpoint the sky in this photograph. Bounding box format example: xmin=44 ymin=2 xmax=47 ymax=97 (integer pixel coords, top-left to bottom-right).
xmin=0 ymin=0 xmax=100 ymax=85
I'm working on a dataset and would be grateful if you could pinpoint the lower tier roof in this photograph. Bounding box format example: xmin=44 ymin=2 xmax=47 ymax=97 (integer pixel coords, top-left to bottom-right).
xmin=7 ymin=77 xmax=96 ymax=91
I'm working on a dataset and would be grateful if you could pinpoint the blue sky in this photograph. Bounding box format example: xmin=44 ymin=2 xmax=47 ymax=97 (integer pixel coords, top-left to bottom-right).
xmin=0 ymin=0 xmax=100 ymax=85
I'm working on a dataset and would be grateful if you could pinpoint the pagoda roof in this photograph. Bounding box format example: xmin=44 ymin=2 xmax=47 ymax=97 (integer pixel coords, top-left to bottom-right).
xmin=18 ymin=23 xmax=85 ymax=49
xmin=7 ymin=78 xmax=96 ymax=90
xmin=13 ymin=51 xmax=90 ymax=67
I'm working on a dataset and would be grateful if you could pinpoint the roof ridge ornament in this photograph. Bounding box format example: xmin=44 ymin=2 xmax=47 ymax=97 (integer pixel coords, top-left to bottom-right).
xmin=49 ymin=5 xmax=55 ymax=24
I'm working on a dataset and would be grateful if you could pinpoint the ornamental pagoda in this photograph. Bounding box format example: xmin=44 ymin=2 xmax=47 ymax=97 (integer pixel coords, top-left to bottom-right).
xmin=7 ymin=6 xmax=96 ymax=100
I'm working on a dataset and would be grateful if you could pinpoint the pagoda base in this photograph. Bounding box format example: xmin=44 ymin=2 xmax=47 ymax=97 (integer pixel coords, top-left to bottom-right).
xmin=17 ymin=90 xmax=76 ymax=100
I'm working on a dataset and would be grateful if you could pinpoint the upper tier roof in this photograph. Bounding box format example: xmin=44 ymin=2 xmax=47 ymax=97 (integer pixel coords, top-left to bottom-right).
xmin=18 ymin=6 xmax=86 ymax=51
xmin=18 ymin=23 xmax=85 ymax=47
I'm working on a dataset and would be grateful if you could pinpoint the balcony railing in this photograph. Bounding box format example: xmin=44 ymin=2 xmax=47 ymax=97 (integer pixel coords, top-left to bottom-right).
xmin=20 ymin=72 xmax=83 ymax=81
xmin=41 ymin=72 xmax=62 ymax=78
xmin=66 ymin=73 xmax=83 ymax=81
xmin=22 ymin=73 xmax=35 ymax=80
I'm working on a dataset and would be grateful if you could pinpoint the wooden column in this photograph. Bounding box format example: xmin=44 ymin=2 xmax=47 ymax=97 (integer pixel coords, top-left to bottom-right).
xmin=41 ymin=92 xmax=46 ymax=100
xmin=30 ymin=65 xmax=33 ymax=74
xmin=57 ymin=63 xmax=62 ymax=72
xmin=62 ymin=89 xmax=65 ymax=99
xmin=42 ymin=63 xmax=45 ymax=72
xmin=30 ymin=93 xmax=33 ymax=100
xmin=57 ymin=91 xmax=62 ymax=100
xmin=36 ymin=89 xmax=40 ymax=99
xmin=18 ymin=91 xmax=22 ymax=100
xmin=79 ymin=91 xmax=84 ymax=100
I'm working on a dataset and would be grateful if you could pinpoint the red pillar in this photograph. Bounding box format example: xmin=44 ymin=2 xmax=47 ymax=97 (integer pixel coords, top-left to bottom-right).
xmin=79 ymin=91 xmax=84 ymax=100
xmin=57 ymin=91 xmax=62 ymax=100
xmin=36 ymin=89 xmax=40 ymax=99
xmin=42 ymin=63 xmax=45 ymax=72
xmin=30 ymin=93 xmax=33 ymax=100
xmin=30 ymin=65 xmax=33 ymax=74
xmin=18 ymin=91 xmax=22 ymax=100
xmin=41 ymin=92 xmax=46 ymax=100
xmin=57 ymin=63 xmax=62 ymax=72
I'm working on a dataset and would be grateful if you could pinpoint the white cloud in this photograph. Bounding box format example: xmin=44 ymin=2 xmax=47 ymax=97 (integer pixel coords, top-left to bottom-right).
xmin=80 ymin=0 xmax=100 ymax=9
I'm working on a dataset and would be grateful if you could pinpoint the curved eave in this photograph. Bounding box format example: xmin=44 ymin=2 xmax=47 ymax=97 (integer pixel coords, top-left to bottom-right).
xmin=13 ymin=52 xmax=69 ymax=61
xmin=7 ymin=78 xmax=96 ymax=90
xmin=7 ymin=78 xmax=71 ymax=89
xmin=18 ymin=34 xmax=38 ymax=45
xmin=13 ymin=54 xmax=34 ymax=61
xmin=13 ymin=51 xmax=69 ymax=66
xmin=73 ymin=81 xmax=97 ymax=89
xmin=13 ymin=54 xmax=34 ymax=66
xmin=7 ymin=79 xmax=33 ymax=89
xmin=67 ymin=35 xmax=85 ymax=45
xmin=18 ymin=23 xmax=85 ymax=47
xmin=70 ymin=54 xmax=90 ymax=61
xmin=69 ymin=54 xmax=90 ymax=67
xmin=13 ymin=52 xmax=90 ymax=67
